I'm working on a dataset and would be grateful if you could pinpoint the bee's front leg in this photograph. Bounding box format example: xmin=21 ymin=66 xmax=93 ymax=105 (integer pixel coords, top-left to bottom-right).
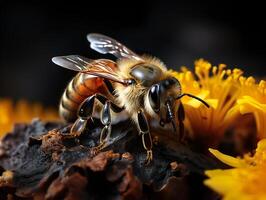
xmin=137 ymin=110 xmax=153 ymax=165
xmin=177 ymin=102 xmax=185 ymax=141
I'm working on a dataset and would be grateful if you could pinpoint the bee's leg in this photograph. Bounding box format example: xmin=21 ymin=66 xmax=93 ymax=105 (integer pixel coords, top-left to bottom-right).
xmin=71 ymin=93 xmax=124 ymax=137
xmin=137 ymin=110 xmax=153 ymax=165
xmin=90 ymin=94 xmax=124 ymax=154
xmin=94 ymin=94 xmax=124 ymax=113
xmin=104 ymin=79 xmax=116 ymax=96
xmin=92 ymin=100 xmax=112 ymax=152
xmin=70 ymin=95 xmax=96 ymax=137
xmin=177 ymin=102 xmax=185 ymax=141
xmin=166 ymin=100 xmax=177 ymax=134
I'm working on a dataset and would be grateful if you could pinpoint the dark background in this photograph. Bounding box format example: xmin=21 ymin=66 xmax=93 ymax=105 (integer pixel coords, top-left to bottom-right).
xmin=0 ymin=1 xmax=266 ymax=106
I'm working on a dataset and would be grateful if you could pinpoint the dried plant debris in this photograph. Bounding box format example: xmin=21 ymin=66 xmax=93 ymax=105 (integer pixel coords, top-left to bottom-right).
xmin=0 ymin=119 xmax=222 ymax=200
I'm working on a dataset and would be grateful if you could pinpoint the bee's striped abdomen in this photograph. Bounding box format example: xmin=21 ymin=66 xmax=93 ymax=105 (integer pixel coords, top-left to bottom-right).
xmin=59 ymin=73 xmax=104 ymax=122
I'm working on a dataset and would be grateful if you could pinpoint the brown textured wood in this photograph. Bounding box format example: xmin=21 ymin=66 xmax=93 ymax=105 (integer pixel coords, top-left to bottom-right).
xmin=0 ymin=119 xmax=222 ymax=200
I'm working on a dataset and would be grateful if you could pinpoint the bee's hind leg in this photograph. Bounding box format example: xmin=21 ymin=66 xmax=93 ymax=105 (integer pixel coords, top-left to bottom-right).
xmin=70 ymin=95 xmax=96 ymax=137
xmin=85 ymin=94 xmax=124 ymax=154
xmin=91 ymin=100 xmax=112 ymax=154
xmin=70 ymin=93 xmax=124 ymax=154
xmin=137 ymin=110 xmax=153 ymax=165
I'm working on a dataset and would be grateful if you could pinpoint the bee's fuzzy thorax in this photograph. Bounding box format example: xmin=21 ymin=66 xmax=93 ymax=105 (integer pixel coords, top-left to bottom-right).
xmin=114 ymin=82 xmax=147 ymax=116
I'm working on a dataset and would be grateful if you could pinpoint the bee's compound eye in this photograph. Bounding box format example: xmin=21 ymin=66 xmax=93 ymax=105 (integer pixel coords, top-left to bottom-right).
xmin=162 ymin=77 xmax=179 ymax=89
xmin=130 ymin=64 xmax=162 ymax=86
xmin=148 ymin=84 xmax=160 ymax=113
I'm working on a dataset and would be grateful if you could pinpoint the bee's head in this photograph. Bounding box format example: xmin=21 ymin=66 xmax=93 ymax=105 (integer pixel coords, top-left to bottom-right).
xmin=127 ymin=62 xmax=182 ymax=121
xmin=124 ymin=61 xmax=209 ymax=133
xmin=147 ymin=77 xmax=182 ymax=123
xmin=147 ymin=75 xmax=209 ymax=125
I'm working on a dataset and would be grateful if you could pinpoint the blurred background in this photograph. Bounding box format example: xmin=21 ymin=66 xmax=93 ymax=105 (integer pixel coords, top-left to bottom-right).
xmin=0 ymin=0 xmax=266 ymax=106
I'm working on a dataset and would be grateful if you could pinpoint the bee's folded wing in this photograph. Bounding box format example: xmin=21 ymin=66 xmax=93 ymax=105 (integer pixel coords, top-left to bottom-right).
xmin=52 ymin=55 xmax=127 ymax=84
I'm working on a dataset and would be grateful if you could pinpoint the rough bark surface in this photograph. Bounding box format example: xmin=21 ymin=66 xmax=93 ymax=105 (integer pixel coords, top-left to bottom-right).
xmin=0 ymin=119 xmax=222 ymax=200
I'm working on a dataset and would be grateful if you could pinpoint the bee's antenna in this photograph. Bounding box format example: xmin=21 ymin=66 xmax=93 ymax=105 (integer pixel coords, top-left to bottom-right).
xmin=176 ymin=93 xmax=210 ymax=108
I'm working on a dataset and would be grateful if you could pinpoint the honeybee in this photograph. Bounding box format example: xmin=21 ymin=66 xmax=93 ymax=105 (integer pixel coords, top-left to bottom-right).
xmin=52 ymin=33 xmax=209 ymax=164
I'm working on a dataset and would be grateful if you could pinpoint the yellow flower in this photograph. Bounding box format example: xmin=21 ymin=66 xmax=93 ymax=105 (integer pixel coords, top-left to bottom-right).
xmin=228 ymin=78 xmax=266 ymax=139
xmin=170 ymin=59 xmax=265 ymax=149
xmin=0 ymin=98 xmax=60 ymax=137
xmin=204 ymin=139 xmax=266 ymax=200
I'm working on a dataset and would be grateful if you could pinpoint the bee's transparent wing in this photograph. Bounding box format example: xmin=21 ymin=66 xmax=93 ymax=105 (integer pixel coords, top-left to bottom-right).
xmin=87 ymin=33 xmax=143 ymax=61
xmin=52 ymin=55 xmax=128 ymax=84
xmin=52 ymin=55 xmax=92 ymax=71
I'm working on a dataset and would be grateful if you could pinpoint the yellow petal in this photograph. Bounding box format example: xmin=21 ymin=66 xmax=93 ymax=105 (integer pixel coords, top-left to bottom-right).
xmin=238 ymin=96 xmax=266 ymax=114
xmin=205 ymin=99 xmax=218 ymax=109
xmin=209 ymin=148 xmax=248 ymax=168
xmin=185 ymin=90 xmax=210 ymax=108
xmin=256 ymin=139 xmax=266 ymax=154
xmin=204 ymin=169 xmax=241 ymax=196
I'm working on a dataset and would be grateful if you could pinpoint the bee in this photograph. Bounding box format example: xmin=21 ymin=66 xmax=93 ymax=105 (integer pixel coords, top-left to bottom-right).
xmin=52 ymin=33 xmax=209 ymax=164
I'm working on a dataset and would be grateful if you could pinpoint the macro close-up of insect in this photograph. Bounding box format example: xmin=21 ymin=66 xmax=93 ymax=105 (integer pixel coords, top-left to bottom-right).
xmin=52 ymin=33 xmax=209 ymax=164
xmin=2 ymin=2 xmax=266 ymax=199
